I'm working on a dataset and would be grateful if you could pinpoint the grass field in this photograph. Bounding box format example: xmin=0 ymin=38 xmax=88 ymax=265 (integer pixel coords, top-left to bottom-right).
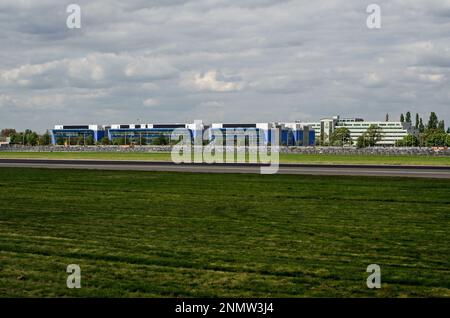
xmin=1 ymin=151 xmax=450 ymax=166
xmin=0 ymin=168 xmax=449 ymax=297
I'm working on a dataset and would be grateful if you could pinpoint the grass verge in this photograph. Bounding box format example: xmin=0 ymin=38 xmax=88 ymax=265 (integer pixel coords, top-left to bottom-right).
xmin=1 ymin=151 xmax=450 ymax=166
xmin=0 ymin=168 xmax=449 ymax=297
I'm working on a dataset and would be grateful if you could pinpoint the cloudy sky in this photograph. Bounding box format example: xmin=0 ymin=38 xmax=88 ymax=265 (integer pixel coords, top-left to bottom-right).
xmin=0 ymin=0 xmax=449 ymax=132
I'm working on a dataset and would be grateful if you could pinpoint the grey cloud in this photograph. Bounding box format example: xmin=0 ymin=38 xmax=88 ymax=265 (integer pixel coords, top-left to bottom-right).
xmin=417 ymin=53 xmax=450 ymax=68
xmin=0 ymin=0 xmax=449 ymax=132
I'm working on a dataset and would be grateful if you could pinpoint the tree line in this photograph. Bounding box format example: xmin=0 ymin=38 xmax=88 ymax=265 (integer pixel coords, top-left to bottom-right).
xmin=396 ymin=111 xmax=449 ymax=147
xmin=1 ymin=129 xmax=52 ymax=146
xmin=53 ymin=134 xmax=172 ymax=146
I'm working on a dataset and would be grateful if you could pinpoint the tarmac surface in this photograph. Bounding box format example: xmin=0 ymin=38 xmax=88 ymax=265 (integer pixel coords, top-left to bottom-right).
xmin=1 ymin=158 xmax=450 ymax=178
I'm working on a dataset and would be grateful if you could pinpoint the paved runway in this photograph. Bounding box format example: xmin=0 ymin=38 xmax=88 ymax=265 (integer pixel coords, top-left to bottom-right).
xmin=1 ymin=158 xmax=450 ymax=178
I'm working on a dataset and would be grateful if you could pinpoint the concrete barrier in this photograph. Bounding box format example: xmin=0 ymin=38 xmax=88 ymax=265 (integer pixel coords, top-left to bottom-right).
xmin=1 ymin=145 xmax=449 ymax=156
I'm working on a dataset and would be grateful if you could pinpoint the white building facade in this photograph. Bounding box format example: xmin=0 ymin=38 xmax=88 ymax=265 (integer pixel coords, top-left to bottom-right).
xmin=295 ymin=116 xmax=418 ymax=146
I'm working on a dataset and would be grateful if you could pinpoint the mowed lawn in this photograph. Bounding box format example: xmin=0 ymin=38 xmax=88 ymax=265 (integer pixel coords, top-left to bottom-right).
xmin=1 ymin=151 xmax=450 ymax=166
xmin=0 ymin=168 xmax=449 ymax=297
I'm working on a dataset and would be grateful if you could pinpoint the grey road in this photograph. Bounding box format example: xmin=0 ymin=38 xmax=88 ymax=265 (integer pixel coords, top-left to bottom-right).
xmin=1 ymin=158 xmax=450 ymax=178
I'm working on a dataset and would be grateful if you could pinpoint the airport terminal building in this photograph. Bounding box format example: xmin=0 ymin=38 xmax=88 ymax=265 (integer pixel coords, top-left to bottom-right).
xmin=52 ymin=123 xmax=197 ymax=146
xmin=51 ymin=121 xmax=315 ymax=146
xmin=51 ymin=115 xmax=418 ymax=147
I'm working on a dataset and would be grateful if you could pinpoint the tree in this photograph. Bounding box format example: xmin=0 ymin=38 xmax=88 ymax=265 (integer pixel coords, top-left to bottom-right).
xmin=1 ymin=128 xmax=16 ymax=138
xmin=356 ymin=125 xmax=382 ymax=148
xmin=427 ymin=112 xmax=438 ymax=130
xmin=14 ymin=132 xmax=23 ymax=145
xmin=395 ymin=134 xmax=418 ymax=147
xmin=356 ymin=136 xmax=366 ymax=148
xmin=385 ymin=113 xmax=389 ymax=122
xmin=438 ymin=120 xmax=445 ymax=132
xmin=330 ymin=127 xmax=352 ymax=146
xmin=405 ymin=112 xmax=412 ymax=124
xmin=113 ymin=137 xmax=126 ymax=145
xmin=152 ymin=135 xmax=169 ymax=145
xmin=25 ymin=130 xmax=39 ymax=146
xmin=447 ymin=128 xmax=450 ymax=134
xmin=400 ymin=114 xmax=405 ymax=123
xmin=100 ymin=137 xmax=111 ymax=145
xmin=366 ymin=124 xmax=382 ymax=146
xmin=415 ymin=113 xmax=420 ymax=129
xmin=424 ymin=129 xmax=448 ymax=147
xmin=132 ymin=133 xmax=147 ymax=146
xmin=77 ymin=135 xmax=85 ymax=145
xmin=8 ymin=129 xmax=47 ymax=146
xmin=56 ymin=136 xmax=64 ymax=145
xmin=419 ymin=118 xmax=425 ymax=133
xmin=86 ymin=135 xmax=94 ymax=145
xmin=40 ymin=131 xmax=52 ymax=145
xmin=319 ymin=132 xmax=330 ymax=146
xmin=9 ymin=132 xmax=22 ymax=144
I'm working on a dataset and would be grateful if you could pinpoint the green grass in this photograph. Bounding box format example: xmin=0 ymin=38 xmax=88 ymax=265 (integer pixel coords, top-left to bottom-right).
xmin=0 ymin=168 xmax=449 ymax=297
xmin=1 ymin=151 xmax=450 ymax=166
xmin=0 ymin=151 xmax=172 ymax=162
xmin=279 ymin=153 xmax=450 ymax=166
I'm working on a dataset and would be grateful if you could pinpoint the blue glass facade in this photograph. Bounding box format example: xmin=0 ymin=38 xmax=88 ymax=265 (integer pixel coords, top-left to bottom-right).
xmin=292 ymin=130 xmax=315 ymax=146
xmin=107 ymin=128 xmax=191 ymax=145
xmin=51 ymin=129 xmax=103 ymax=145
xmin=51 ymin=124 xmax=315 ymax=146
xmin=209 ymin=128 xmax=266 ymax=145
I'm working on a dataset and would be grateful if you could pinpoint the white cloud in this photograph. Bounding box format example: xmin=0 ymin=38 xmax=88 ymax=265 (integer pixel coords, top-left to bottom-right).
xmin=199 ymin=100 xmax=224 ymax=108
xmin=184 ymin=70 xmax=245 ymax=92
xmin=419 ymin=73 xmax=445 ymax=83
xmin=362 ymin=72 xmax=386 ymax=87
xmin=142 ymin=98 xmax=159 ymax=106
xmin=0 ymin=94 xmax=17 ymax=108
xmin=124 ymin=57 xmax=177 ymax=79
xmin=1 ymin=53 xmax=177 ymax=88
